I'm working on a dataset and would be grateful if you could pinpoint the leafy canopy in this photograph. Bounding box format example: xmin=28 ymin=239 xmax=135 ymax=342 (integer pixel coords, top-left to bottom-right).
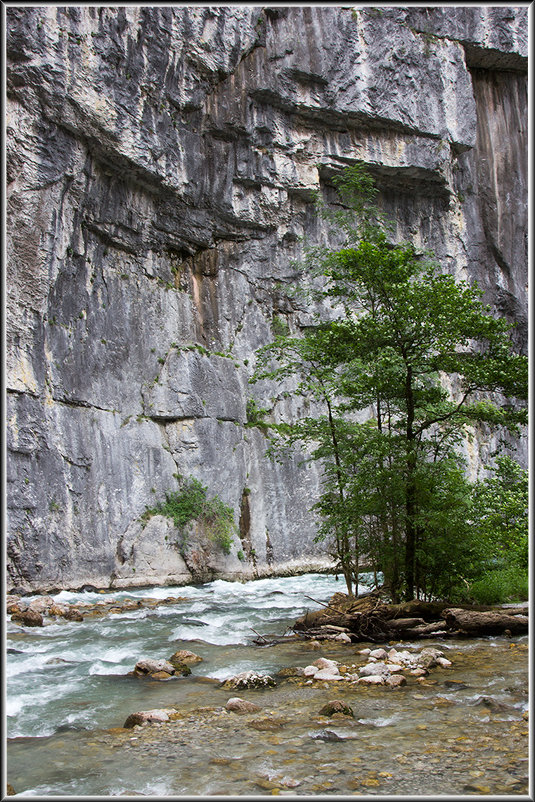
xmin=252 ymin=163 xmax=527 ymax=600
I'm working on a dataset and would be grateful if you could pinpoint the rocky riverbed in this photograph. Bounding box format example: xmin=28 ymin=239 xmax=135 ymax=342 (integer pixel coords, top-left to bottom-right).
xmin=6 ymin=575 xmax=529 ymax=796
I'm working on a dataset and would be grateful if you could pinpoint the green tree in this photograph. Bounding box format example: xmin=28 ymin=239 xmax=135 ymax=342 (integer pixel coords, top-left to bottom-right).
xmin=253 ymin=164 xmax=527 ymax=600
xmin=471 ymin=456 xmax=528 ymax=569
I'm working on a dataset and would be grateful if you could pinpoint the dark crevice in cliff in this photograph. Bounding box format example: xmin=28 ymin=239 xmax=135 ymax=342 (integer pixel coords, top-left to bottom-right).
xmin=463 ymin=44 xmax=527 ymax=73
xmin=265 ymin=530 xmax=274 ymax=566
xmin=6 ymin=387 xmax=40 ymax=400
xmin=146 ymin=413 xmax=208 ymax=424
xmin=239 ymin=489 xmax=252 ymax=560
xmin=318 ymin=162 xmax=450 ymax=201
xmin=51 ymin=396 xmax=119 ymax=415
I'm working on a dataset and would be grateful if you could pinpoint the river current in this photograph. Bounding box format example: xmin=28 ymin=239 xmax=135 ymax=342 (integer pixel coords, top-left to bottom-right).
xmin=6 ymin=573 xmax=530 ymax=796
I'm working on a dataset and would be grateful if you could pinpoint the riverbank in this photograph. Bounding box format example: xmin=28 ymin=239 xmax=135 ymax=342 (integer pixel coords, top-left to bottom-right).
xmin=6 ymin=557 xmax=338 ymax=597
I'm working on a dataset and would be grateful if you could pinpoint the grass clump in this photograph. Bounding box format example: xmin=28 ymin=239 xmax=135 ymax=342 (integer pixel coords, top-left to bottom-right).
xmin=468 ymin=566 xmax=528 ymax=605
xmin=142 ymin=476 xmax=236 ymax=554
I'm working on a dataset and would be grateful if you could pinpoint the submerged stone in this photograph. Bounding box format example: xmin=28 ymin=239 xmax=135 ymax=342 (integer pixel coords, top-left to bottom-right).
xmin=225 ymin=697 xmax=262 ymax=714
xmin=318 ymin=700 xmax=354 ymax=717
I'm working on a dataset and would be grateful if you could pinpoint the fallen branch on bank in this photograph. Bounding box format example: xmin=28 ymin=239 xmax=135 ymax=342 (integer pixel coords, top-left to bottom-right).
xmin=292 ymin=592 xmax=529 ymax=641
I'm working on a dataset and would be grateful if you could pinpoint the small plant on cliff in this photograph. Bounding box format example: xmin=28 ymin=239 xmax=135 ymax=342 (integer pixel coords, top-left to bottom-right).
xmin=245 ymin=399 xmax=271 ymax=435
xmin=142 ymin=476 xmax=236 ymax=554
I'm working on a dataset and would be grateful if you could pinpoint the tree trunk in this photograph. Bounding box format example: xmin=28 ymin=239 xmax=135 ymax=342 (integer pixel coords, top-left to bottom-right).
xmin=442 ymin=608 xmax=528 ymax=635
xmin=404 ymin=364 xmax=416 ymax=601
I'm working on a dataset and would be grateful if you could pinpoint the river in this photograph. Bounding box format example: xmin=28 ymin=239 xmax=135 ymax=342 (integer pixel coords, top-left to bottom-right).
xmin=6 ymin=573 xmax=529 ymax=796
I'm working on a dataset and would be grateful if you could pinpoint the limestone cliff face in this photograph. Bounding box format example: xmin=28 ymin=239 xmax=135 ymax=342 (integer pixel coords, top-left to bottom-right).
xmin=6 ymin=6 xmax=528 ymax=592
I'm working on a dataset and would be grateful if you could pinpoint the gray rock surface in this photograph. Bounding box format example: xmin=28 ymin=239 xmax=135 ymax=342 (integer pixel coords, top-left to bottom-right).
xmin=6 ymin=7 xmax=527 ymax=592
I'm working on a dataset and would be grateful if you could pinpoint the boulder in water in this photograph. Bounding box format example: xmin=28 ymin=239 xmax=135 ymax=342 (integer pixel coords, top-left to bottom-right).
xmin=318 ymin=700 xmax=354 ymax=717
xmin=225 ymin=697 xmax=262 ymax=713
xmin=221 ymin=671 xmax=276 ymax=689
xmin=359 ymin=663 xmax=391 ymax=678
xmin=385 ymin=674 xmax=407 ymax=687
xmin=63 ymin=607 xmax=84 ymax=622
xmin=369 ymin=648 xmax=388 ymax=660
xmin=169 ymin=649 xmax=203 ymax=665
xmin=358 ymin=675 xmax=385 ymax=685
xmin=11 ymin=609 xmax=43 ymax=627
xmin=123 ymin=709 xmax=172 ymax=728
xmin=276 ymin=666 xmax=305 ymax=678
xmin=134 ymin=658 xmax=176 ymax=676
xmin=313 ymin=657 xmax=339 ymax=671
xmin=314 ymin=668 xmax=343 ymax=681
xmin=27 ymin=596 xmax=56 ymax=614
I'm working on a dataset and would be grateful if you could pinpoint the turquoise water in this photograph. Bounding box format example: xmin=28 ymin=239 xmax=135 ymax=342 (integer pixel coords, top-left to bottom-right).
xmin=6 ymin=573 xmax=530 ymax=796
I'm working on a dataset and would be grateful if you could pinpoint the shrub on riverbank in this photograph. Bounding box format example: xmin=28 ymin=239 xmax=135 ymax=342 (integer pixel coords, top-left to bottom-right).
xmin=468 ymin=567 xmax=528 ymax=605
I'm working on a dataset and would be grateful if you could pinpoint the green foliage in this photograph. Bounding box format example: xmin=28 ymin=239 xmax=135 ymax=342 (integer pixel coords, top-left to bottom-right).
xmin=143 ymin=476 xmax=236 ymax=554
xmin=237 ymin=549 xmax=245 ymax=561
xmin=271 ymin=315 xmax=290 ymax=337
xmin=246 ymin=399 xmax=271 ymax=434
xmin=470 ymin=456 xmax=528 ymax=569
xmin=253 ymin=164 xmax=527 ymax=600
xmin=467 ymin=566 xmax=528 ymax=605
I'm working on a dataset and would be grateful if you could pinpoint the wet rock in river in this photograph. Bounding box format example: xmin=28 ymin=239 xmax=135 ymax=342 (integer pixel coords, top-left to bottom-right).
xmin=167 ymin=659 xmax=192 ymax=676
xmin=385 ymin=674 xmax=407 ymax=687
xmin=169 ymin=649 xmax=203 ymax=665
xmin=10 ymin=608 xmax=43 ymax=627
xmin=474 ymin=696 xmax=514 ymax=712
xmin=311 ymin=729 xmax=359 ymax=741
xmin=276 ymin=666 xmax=305 ymax=678
xmin=221 ymin=671 xmax=276 ymax=689
xmin=48 ymin=603 xmax=70 ymax=617
xmin=313 ymin=657 xmax=339 ymax=671
xmin=150 ymin=670 xmax=174 ymax=680
xmin=314 ymin=668 xmax=343 ymax=681
xmin=123 ymin=709 xmax=172 ymax=728
xmin=133 ymin=658 xmax=177 ymax=677
xmin=27 ymin=595 xmax=56 ymax=614
xmin=358 ymin=675 xmax=385 ymax=685
xmin=318 ymin=700 xmax=354 ymax=717
xmin=63 ymin=607 xmax=84 ymax=622
xmin=369 ymin=648 xmax=388 ymax=660
xmin=359 ymin=663 xmax=391 ymax=678
xmin=225 ymin=697 xmax=262 ymax=713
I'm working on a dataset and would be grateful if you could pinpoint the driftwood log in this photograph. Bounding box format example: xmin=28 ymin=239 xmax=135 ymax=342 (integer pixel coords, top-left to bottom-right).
xmin=442 ymin=608 xmax=529 ymax=635
xmin=292 ymin=592 xmax=529 ymax=641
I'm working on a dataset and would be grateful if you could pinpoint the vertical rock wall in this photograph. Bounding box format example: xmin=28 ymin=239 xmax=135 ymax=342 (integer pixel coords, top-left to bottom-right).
xmin=6 ymin=6 xmax=528 ymax=592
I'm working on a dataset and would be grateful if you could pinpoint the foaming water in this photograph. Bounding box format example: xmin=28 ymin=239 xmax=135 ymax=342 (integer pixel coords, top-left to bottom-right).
xmin=7 ymin=572 xmax=348 ymax=738
xmin=6 ymin=573 xmax=529 ymax=796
